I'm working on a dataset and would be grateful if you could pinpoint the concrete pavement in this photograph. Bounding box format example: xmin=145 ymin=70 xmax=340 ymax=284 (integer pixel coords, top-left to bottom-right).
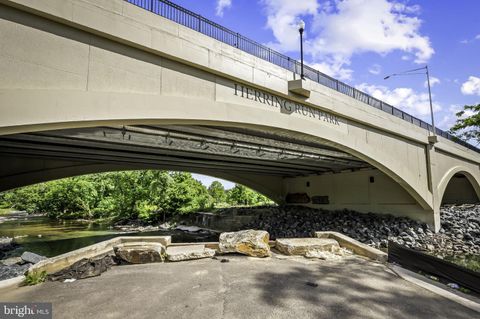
xmin=0 ymin=255 xmax=478 ymax=319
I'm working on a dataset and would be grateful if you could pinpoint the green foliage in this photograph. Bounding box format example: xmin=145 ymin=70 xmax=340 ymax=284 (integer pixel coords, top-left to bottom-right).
xmin=208 ymin=181 xmax=226 ymax=204
xmin=226 ymin=184 xmax=273 ymax=206
xmin=450 ymin=104 xmax=480 ymax=145
xmin=24 ymin=271 xmax=47 ymax=286
xmin=0 ymin=171 xmax=273 ymax=222
xmin=167 ymin=172 xmax=214 ymax=214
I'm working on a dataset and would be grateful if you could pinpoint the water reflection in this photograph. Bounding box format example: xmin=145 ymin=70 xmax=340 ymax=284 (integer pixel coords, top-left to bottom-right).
xmin=0 ymin=215 xmax=218 ymax=257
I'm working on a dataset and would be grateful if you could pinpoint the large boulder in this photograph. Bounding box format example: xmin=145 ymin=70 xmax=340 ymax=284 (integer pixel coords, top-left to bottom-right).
xmin=275 ymin=238 xmax=340 ymax=256
xmin=219 ymin=230 xmax=271 ymax=257
xmin=21 ymin=251 xmax=47 ymax=264
xmin=166 ymin=245 xmax=215 ymax=262
xmin=113 ymin=242 xmax=165 ymax=264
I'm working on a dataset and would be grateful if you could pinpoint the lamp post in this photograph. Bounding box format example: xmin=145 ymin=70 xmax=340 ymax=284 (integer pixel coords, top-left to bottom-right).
xmin=384 ymin=65 xmax=436 ymax=138
xmin=298 ymin=20 xmax=305 ymax=80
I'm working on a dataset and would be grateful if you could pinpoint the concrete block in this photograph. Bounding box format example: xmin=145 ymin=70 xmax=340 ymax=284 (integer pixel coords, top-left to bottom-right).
xmin=275 ymin=238 xmax=340 ymax=256
xmin=72 ymin=1 xmax=150 ymax=47
xmin=114 ymin=242 xmax=165 ymax=264
xmin=288 ymin=79 xmax=311 ymax=98
xmin=315 ymin=231 xmax=387 ymax=263
xmin=166 ymin=245 xmax=215 ymax=262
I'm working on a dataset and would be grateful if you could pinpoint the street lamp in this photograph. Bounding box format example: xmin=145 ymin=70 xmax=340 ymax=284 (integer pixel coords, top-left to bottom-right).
xmin=384 ymin=65 xmax=436 ymax=139
xmin=298 ymin=20 xmax=305 ymax=80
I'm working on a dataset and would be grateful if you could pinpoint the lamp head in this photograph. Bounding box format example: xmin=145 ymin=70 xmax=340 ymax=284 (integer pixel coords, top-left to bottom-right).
xmin=298 ymin=20 xmax=305 ymax=32
xmin=383 ymin=75 xmax=391 ymax=80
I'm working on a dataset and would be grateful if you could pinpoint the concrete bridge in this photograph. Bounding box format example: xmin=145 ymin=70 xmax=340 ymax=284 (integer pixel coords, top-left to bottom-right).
xmin=0 ymin=0 xmax=479 ymax=231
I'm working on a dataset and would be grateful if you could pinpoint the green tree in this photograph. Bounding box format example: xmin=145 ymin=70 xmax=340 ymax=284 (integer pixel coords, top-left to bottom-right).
xmin=0 ymin=171 xmax=272 ymax=222
xmin=208 ymin=181 xmax=226 ymax=203
xmin=167 ymin=172 xmax=213 ymax=214
xmin=226 ymin=184 xmax=272 ymax=206
xmin=450 ymin=104 xmax=480 ymax=145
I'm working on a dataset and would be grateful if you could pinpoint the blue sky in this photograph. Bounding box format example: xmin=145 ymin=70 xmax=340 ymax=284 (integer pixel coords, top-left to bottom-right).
xmin=174 ymin=0 xmax=480 ymax=188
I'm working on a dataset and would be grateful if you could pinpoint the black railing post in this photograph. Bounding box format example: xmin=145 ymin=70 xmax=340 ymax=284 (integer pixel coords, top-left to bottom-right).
xmin=150 ymin=0 xmax=154 ymax=12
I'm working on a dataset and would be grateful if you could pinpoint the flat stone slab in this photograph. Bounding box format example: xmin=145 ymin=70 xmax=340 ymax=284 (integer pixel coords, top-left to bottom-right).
xmin=315 ymin=231 xmax=388 ymax=263
xmin=113 ymin=242 xmax=165 ymax=264
xmin=275 ymin=238 xmax=340 ymax=256
xmin=166 ymin=245 xmax=215 ymax=262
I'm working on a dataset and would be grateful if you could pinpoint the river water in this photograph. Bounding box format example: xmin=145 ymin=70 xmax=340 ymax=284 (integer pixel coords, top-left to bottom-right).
xmin=0 ymin=213 xmax=218 ymax=258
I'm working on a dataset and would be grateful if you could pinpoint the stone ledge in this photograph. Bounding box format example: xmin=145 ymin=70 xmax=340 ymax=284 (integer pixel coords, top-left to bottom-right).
xmin=28 ymin=236 xmax=171 ymax=275
xmin=0 ymin=275 xmax=25 ymax=290
xmin=166 ymin=245 xmax=215 ymax=262
xmin=314 ymin=231 xmax=387 ymax=263
xmin=275 ymin=238 xmax=339 ymax=256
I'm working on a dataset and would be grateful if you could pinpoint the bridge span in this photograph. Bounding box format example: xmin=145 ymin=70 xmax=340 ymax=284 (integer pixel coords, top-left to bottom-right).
xmin=0 ymin=0 xmax=479 ymax=231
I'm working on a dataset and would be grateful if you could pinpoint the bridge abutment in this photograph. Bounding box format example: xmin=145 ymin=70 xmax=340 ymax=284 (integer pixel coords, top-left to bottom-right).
xmin=282 ymin=169 xmax=438 ymax=229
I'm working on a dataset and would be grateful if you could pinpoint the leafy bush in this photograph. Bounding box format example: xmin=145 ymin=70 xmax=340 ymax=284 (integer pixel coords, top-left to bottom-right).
xmin=24 ymin=271 xmax=47 ymax=286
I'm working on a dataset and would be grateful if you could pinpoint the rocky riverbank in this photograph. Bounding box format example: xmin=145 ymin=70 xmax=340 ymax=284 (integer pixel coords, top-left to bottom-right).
xmin=238 ymin=204 xmax=480 ymax=258
xmin=0 ymin=245 xmax=46 ymax=281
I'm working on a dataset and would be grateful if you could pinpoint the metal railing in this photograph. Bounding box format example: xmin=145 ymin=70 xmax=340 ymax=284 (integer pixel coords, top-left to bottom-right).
xmin=125 ymin=0 xmax=479 ymax=153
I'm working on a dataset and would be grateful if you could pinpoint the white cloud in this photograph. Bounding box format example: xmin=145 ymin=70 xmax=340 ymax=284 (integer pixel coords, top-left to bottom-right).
xmin=424 ymin=76 xmax=440 ymax=88
xmin=309 ymin=57 xmax=353 ymax=81
xmin=461 ymin=76 xmax=480 ymax=95
xmin=260 ymin=0 xmax=434 ymax=79
xmin=262 ymin=0 xmax=318 ymax=52
xmin=310 ymin=0 xmax=434 ymax=63
xmin=437 ymin=104 xmax=475 ymax=131
xmin=437 ymin=105 xmax=461 ymax=130
xmin=356 ymin=83 xmax=441 ymax=119
xmin=368 ymin=64 xmax=382 ymax=75
xmin=460 ymin=34 xmax=480 ymax=44
xmin=215 ymin=0 xmax=232 ymax=17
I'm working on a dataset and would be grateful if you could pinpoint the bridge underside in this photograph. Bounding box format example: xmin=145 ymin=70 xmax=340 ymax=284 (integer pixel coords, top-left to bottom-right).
xmin=0 ymin=125 xmax=372 ymax=199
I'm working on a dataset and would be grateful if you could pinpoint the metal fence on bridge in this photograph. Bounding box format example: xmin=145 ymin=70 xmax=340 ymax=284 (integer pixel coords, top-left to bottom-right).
xmin=125 ymin=0 xmax=479 ymax=153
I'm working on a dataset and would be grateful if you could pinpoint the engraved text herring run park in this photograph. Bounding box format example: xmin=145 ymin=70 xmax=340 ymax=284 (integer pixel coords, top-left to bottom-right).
xmin=234 ymin=84 xmax=340 ymax=125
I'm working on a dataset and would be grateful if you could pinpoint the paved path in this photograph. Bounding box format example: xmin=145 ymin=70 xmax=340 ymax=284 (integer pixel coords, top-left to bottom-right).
xmin=0 ymin=255 xmax=477 ymax=319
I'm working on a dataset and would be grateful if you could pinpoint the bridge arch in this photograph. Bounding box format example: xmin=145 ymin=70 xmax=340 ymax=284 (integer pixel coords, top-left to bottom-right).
xmin=0 ymin=93 xmax=432 ymax=213
xmin=437 ymin=166 xmax=480 ymax=207
xmin=0 ymin=161 xmax=283 ymax=203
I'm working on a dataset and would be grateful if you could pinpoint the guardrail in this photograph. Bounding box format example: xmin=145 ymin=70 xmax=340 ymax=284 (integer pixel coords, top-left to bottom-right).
xmin=388 ymin=241 xmax=480 ymax=294
xmin=125 ymin=0 xmax=479 ymax=153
